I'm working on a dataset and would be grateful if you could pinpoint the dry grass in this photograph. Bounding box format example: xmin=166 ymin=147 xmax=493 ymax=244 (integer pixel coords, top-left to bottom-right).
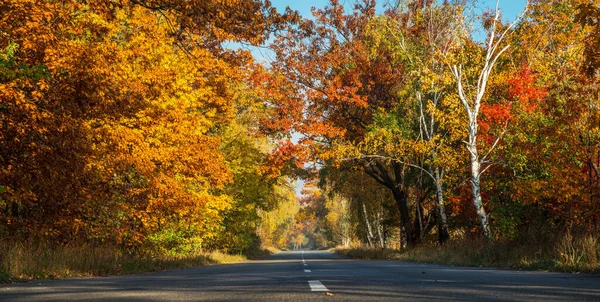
xmin=335 ymin=246 xmax=401 ymax=260
xmin=0 ymin=241 xmax=247 ymax=282
xmin=261 ymin=245 xmax=282 ymax=255
xmin=336 ymin=231 xmax=600 ymax=273
xmin=555 ymin=231 xmax=600 ymax=272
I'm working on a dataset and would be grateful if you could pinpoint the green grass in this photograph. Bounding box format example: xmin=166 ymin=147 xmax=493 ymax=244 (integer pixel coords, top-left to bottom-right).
xmin=0 ymin=241 xmax=250 ymax=282
xmin=336 ymin=231 xmax=600 ymax=273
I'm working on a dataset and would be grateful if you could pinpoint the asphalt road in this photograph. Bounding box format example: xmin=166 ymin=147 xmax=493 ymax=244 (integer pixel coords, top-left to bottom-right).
xmin=1 ymin=250 xmax=599 ymax=301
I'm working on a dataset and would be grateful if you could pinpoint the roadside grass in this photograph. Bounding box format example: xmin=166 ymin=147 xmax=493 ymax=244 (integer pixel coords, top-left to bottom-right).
xmin=336 ymin=231 xmax=600 ymax=273
xmin=241 ymin=245 xmax=282 ymax=260
xmin=260 ymin=245 xmax=282 ymax=255
xmin=0 ymin=241 xmax=250 ymax=282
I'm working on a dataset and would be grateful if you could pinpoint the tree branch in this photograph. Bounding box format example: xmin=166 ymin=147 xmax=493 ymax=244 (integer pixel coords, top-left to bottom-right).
xmin=341 ymin=155 xmax=435 ymax=181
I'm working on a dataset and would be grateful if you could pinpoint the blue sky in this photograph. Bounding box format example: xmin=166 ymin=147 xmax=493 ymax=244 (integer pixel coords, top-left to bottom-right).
xmin=239 ymin=0 xmax=528 ymax=63
xmin=270 ymin=0 xmax=527 ymax=21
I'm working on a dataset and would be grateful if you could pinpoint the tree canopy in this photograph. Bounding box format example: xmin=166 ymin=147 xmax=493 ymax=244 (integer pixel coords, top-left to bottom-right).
xmin=1 ymin=0 xmax=599 ymax=256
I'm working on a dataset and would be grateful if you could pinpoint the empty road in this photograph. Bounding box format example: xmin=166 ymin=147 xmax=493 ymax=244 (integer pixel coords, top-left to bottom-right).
xmin=1 ymin=250 xmax=599 ymax=301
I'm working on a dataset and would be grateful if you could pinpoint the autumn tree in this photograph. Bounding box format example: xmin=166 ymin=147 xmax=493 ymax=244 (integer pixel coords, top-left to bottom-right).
xmin=496 ymin=0 xmax=600 ymax=231
xmin=209 ymin=80 xmax=300 ymax=254
xmin=448 ymin=0 xmax=528 ymax=239
xmin=360 ymin=0 xmax=470 ymax=243
xmin=269 ymin=0 xmax=433 ymax=246
xmin=256 ymin=184 xmax=299 ymax=249
xmin=576 ymin=2 xmax=600 ymax=78
xmin=0 ymin=0 xmax=299 ymax=255
xmin=321 ymin=166 xmax=400 ymax=248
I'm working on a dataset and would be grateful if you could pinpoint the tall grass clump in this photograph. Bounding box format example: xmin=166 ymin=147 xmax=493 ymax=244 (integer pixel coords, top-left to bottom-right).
xmin=555 ymin=230 xmax=600 ymax=272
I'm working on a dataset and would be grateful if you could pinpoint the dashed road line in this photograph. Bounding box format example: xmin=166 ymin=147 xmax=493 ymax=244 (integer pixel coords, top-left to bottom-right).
xmin=308 ymin=280 xmax=329 ymax=292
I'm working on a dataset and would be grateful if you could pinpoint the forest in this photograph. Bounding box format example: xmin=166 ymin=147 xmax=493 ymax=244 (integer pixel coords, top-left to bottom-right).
xmin=1 ymin=0 xmax=600 ymax=279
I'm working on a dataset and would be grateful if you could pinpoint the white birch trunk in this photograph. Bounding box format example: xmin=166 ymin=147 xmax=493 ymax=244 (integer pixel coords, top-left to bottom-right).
xmin=467 ymin=121 xmax=492 ymax=238
xmin=341 ymin=198 xmax=351 ymax=247
xmin=362 ymin=203 xmax=375 ymax=247
xmin=434 ymin=167 xmax=450 ymax=240
xmin=376 ymin=208 xmax=385 ymax=248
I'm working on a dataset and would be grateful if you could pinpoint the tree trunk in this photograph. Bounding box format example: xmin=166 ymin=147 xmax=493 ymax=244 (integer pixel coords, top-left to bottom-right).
xmin=468 ymin=128 xmax=492 ymax=239
xmin=416 ymin=197 xmax=423 ymax=237
xmin=362 ymin=203 xmax=375 ymax=247
xmin=376 ymin=208 xmax=385 ymax=248
xmin=363 ymin=161 xmax=419 ymax=247
xmin=434 ymin=167 xmax=450 ymax=243
xmin=391 ymin=186 xmax=420 ymax=246
xmin=400 ymin=225 xmax=408 ymax=249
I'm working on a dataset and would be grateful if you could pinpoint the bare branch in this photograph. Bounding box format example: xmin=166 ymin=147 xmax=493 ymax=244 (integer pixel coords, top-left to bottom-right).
xmin=451 ymin=64 xmax=472 ymax=114
xmin=478 ymin=161 xmax=503 ymax=177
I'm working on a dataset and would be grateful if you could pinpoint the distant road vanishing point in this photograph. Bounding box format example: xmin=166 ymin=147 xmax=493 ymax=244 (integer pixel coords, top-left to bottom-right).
xmin=2 ymin=250 xmax=600 ymax=301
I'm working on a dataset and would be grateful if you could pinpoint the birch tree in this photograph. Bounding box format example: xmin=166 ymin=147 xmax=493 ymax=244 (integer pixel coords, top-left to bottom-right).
xmin=449 ymin=0 xmax=528 ymax=239
xmin=407 ymin=1 xmax=464 ymax=243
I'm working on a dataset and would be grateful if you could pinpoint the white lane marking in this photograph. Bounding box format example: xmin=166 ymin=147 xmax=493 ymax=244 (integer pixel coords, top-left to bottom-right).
xmin=304 ymin=269 xmax=312 ymax=273
xmin=303 ymin=263 xmax=308 ymax=266
xmin=308 ymin=280 xmax=328 ymax=292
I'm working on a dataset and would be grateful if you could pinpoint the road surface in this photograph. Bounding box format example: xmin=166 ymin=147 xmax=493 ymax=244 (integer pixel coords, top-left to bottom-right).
xmin=1 ymin=250 xmax=599 ymax=301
